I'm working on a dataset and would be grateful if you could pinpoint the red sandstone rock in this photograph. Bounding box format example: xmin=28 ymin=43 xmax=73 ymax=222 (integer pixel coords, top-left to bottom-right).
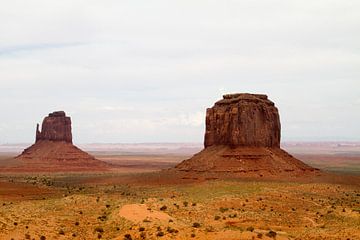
xmin=204 ymin=93 xmax=280 ymax=148
xmin=176 ymin=93 xmax=317 ymax=176
xmin=36 ymin=111 xmax=72 ymax=143
xmin=14 ymin=111 xmax=108 ymax=172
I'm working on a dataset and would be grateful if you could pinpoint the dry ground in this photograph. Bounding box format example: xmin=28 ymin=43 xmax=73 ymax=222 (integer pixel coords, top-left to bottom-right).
xmin=0 ymin=152 xmax=359 ymax=240
xmin=0 ymin=171 xmax=359 ymax=240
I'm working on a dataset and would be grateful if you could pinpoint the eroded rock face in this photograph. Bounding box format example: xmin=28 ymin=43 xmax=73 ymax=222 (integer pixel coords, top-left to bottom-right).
xmin=204 ymin=93 xmax=281 ymax=148
xmin=36 ymin=111 xmax=72 ymax=143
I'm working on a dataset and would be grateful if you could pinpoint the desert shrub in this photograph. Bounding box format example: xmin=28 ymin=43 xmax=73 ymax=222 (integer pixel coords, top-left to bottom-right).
xmin=183 ymin=201 xmax=189 ymax=207
xmin=25 ymin=234 xmax=31 ymax=239
xmin=266 ymin=230 xmax=277 ymax=238
xmin=13 ymin=222 xmax=18 ymax=226
xmin=106 ymin=204 xmax=111 ymax=208
xmin=219 ymin=207 xmax=229 ymax=213
xmin=246 ymin=226 xmax=254 ymax=232
xmin=139 ymin=227 xmax=145 ymax=232
xmin=191 ymin=233 xmax=196 ymax=237
xmin=75 ymin=221 xmax=79 ymax=226
xmin=59 ymin=229 xmax=65 ymax=235
xmin=192 ymin=222 xmax=201 ymax=228
xmin=156 ymin=231 xmax=164 ymax=237
xmin=124 ymin=234 xmax=132 ymax=240
xmin=214 ymin=215 xmax=221 ymax=220
xmin=167 ymin=227 xmax=175 ymax=233
xmin=257 ymin=233 xmax=263 ymax=238
xmin=40 ymin=236 xmax=46 ymax=240
xmin=97 ymin=233 xmax=102 ymax=239
xmin=192 ymin=203 xmax=197 ymax=206
xmin=72 ymin=233 xmax=77 ymax=237
xmin=160 ymin=205 xmax=167 ymax=211
xmin=95 ymin=227 xmax=104 ymax=233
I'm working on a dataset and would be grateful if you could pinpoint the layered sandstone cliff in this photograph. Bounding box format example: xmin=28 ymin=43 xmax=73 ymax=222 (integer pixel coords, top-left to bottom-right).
xmin=205 ymin=94 xmax=280 ymax=148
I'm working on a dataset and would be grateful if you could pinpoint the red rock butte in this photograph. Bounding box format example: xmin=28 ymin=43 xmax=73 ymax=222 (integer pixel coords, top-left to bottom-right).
xmin=36 ymin=111 xmax=72 ymax=143
xmin=12 ymin=111 xmax=108 ymax=172
xmin=176 ymin=93 xmax=317 ymax=177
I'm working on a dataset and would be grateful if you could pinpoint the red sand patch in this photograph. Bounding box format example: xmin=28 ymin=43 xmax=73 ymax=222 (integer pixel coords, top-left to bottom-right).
xmin=119 ymin=204 xmax=173 ymax=223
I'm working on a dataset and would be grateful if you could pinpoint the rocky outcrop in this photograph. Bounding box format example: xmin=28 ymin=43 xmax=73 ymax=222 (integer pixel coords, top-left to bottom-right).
xmin=36 ymin=111 xmax=72 ymax=143
xmin=14 ymin=111 xmax=108 ymax=172
xmin=204 ymin=93 xmax=280 ymax=148
xmin=176 ymin=93 xmax=317 ymax=177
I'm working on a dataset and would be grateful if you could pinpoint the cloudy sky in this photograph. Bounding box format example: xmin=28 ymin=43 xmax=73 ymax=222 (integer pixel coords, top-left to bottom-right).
xmin=0 ymin=0 xmax=359 ymax=143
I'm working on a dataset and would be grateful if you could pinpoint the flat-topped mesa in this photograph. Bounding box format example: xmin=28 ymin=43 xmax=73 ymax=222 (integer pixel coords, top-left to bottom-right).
xmin=204 ymin=93 xmax=281 ymax=148
xmin=35 ymin=111 xmax=72 ymax=143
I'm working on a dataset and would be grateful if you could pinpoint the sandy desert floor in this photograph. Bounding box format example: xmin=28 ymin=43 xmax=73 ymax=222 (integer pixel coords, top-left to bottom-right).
xmin=0 ymin=149 xmax=359 ymax=240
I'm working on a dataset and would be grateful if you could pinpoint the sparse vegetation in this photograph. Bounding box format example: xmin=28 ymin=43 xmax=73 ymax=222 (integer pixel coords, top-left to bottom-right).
xmin=220 ymin=207 xmax=229 ymax=213
xmin=124 ymin=233 xmax=132 ymax=240
xmin=246 ymin=226 xmax=254 ymax=232
xmin=192 ymin=222 xmax=201 ymax=228
xmin=266 ymin=230 xmax=277 ymax=238
xmin=156 ymin=231 xmax=164 ymax=237
xmin=0 ymin=170 xmax=358 ymax=239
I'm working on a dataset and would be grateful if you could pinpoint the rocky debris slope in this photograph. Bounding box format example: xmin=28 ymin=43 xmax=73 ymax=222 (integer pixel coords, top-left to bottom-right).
xmin=176 ymin=93 xmax=317 ymax=177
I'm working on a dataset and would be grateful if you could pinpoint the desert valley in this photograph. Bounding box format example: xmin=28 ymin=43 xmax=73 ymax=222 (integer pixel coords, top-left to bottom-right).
xmin=0 ymin=94 xmax=359 ymax=240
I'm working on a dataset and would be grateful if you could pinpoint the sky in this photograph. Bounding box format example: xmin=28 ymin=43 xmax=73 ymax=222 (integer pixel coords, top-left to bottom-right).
xmin=0 ymin=0 xmax=359 ymax=144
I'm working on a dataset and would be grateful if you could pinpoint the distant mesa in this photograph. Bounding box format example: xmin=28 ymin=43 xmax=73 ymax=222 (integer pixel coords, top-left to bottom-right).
xmin=176 ymin=93 xmax=318 ymax=177
xmin=12 ymin=111 xmax=108 ymax=172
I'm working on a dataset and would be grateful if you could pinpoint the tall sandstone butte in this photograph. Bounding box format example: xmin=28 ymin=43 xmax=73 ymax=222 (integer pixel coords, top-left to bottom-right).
xmin=14 ymin=111 xmax=108 ymax=172
xmin=36 ymin=111 xmax=72 ymax=143
xmin=176 ymin=93 xmax=316 ymax=176
xmin=205 ymin=93 xmax=280 ymax=148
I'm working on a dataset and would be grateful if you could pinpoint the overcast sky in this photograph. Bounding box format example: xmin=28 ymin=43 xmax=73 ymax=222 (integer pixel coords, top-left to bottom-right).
xmin=0 ymin=0 xmax=359 ymax=143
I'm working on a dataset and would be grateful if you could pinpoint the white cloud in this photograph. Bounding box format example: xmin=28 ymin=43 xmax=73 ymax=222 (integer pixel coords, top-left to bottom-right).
xmin=0 ymin=0 xmax=359 ymax=142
